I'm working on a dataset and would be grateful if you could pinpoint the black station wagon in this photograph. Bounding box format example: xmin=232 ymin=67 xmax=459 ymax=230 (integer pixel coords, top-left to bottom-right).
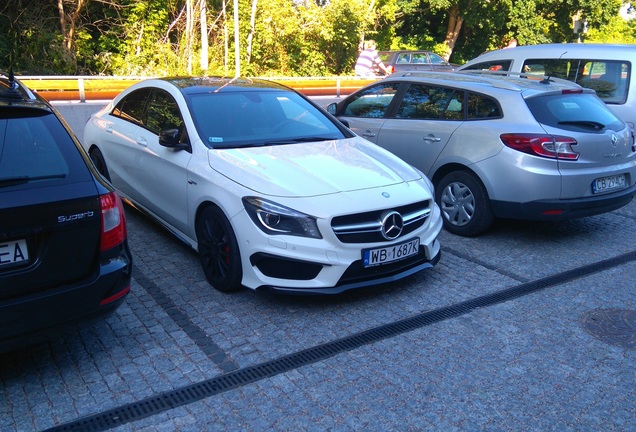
xmin=0 ymin=71 xmax=132 ymax=352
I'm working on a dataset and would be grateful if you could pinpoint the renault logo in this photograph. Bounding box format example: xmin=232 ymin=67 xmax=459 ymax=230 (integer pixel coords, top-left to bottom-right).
xmin=611 ymin=133 xmax=618 ymax=147
xmin=381 ymin=211 xmax=404 ymax=240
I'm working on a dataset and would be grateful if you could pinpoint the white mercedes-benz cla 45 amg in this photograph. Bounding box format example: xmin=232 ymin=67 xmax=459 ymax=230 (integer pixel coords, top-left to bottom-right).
xmin=83 ymin=77 xmax=442 ymax=294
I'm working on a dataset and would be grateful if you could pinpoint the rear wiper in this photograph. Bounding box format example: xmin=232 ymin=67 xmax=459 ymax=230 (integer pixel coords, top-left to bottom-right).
xmin=263 ymin=136 xmax=337 ymax=145
xmin=0 ymin=174 xmax=66 ymax=187
xmin=558 ymin=120 xmax=605 ymax=130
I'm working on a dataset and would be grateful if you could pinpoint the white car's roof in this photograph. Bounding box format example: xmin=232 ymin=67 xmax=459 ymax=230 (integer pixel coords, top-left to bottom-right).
xmin=461 ymin=43 xmax=636 ymax=68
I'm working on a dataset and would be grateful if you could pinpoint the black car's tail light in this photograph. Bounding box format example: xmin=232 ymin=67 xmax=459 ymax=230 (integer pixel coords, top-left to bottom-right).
xmin=100 ymin=191 xmax=127 ymax=251
xmin=500 ymin=133 xmax=579 ymax=160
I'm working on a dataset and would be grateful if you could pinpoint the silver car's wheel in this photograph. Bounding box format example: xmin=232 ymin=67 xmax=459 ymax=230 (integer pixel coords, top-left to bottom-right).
xmin=441 ymin=182 xmax=474 ymax=225
xmin=436 ymin=171 xmax=494 ymax=237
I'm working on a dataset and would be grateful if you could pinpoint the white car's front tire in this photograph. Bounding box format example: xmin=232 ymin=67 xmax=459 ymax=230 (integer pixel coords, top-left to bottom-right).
xmin=196 ymin=205 xmax=243 ymax=292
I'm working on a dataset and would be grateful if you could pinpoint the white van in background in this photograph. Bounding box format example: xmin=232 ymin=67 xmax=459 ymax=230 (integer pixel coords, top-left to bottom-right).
xmin=459 ymin=43 xmax=636 ymax=128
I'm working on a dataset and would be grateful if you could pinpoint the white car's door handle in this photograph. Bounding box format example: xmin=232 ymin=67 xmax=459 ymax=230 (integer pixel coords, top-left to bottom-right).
xmin=105 ymin=124 xmax=113 ymax=133
xmin=136 ymin=137 xmax=148 ymax=147
xmin=361 ymin=131 xmax=376 ymax=138
xmin=423 ymin=135 xmax=441 ymax=142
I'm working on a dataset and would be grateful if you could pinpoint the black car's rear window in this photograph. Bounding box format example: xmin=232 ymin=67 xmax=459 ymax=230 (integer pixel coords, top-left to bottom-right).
xmin=0 ymin=108 xmax=91 ymax=189
xmin=525 ymin=92 xmax=624 ymax=132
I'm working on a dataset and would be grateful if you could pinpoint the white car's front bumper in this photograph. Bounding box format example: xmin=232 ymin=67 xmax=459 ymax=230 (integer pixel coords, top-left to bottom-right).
xmin=232 ymin=193 xmax=443 ymax=294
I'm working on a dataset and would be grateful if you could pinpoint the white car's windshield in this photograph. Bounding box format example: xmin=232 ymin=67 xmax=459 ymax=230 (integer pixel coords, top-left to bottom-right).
xmin=187 ymin=91 xmax=347 ymax=149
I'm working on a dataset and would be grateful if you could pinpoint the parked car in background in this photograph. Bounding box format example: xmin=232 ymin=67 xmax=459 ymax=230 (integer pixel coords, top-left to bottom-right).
xmin=459 ymin=43 xmax=636 ymax=129
xmin=0 ymin=71 xmax=132 ymax=352
xmin=380 ymin=50 xmax=458 ymax=74
xmin=328 ymin=71 xmax=636 ymax=236
xmin=82 ymin=77 xmax=442 ymax=294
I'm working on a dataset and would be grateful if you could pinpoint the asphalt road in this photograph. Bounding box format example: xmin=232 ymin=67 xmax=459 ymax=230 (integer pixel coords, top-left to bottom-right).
xmin=2 ymin=98 xmax=636 ymax=431
xmin=2 ymin=190 xmax=636 ymax=430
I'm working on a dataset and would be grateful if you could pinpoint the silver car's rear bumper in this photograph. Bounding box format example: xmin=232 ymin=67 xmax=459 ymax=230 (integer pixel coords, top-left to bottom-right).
xmin=491 ymin=182 xmax=636 ymax=221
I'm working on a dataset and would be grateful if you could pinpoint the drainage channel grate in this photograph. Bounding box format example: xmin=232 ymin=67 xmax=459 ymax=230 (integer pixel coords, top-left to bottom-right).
xmin=47 ymin=250 xmax=636 ymax=432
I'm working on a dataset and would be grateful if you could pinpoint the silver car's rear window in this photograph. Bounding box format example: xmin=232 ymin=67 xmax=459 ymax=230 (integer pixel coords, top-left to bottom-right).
xmin=525 ymin=92 xmax=624 ymax=132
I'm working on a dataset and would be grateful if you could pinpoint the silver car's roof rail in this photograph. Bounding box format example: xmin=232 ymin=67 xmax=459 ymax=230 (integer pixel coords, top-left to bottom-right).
xmin=393 ymin=70 xmax=582 ymax=92
xmin=456 ymin=69 xmax=577 ymax=87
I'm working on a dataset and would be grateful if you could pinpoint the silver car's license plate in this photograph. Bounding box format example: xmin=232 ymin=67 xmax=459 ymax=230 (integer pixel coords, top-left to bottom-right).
xmin=363 ymin=238 xmax=420 ymax=267
xmin=593 ymin=174 xmax=626 ymax=194
xmin=0 ymin=238 xmax=29 ymax=267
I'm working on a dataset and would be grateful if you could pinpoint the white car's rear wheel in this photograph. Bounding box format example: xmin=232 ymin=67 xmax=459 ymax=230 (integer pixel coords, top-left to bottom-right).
xmin=196 ymin=206 xmax=243 ymax=292
xmin=89 ymin=147 xmax=111 ymax=181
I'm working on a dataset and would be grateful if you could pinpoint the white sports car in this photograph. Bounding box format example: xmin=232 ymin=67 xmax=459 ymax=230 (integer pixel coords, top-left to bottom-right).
xmin=83 ymin=77 xmax=442 ymax=294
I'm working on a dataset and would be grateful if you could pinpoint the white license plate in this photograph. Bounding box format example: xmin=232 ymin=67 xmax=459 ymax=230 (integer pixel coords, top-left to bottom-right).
xmin=593 ymin=174 xmax=626 ymax=194
xmin=363 ymin=238 xmax=420 ymax=267
xmin=0 ymin=238 xmax=29 ymax=267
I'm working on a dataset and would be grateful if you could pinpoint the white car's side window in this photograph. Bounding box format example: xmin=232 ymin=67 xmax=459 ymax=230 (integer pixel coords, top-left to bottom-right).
xmin=111 ymin=88 xmax=151 ymax=127
xmin=145 ymin=89 xmax=184 ymax=135
xmin=462 ymin=60 xmax=512 ymax=72
xmin=523 ymin=58 xmax=630 ymax=104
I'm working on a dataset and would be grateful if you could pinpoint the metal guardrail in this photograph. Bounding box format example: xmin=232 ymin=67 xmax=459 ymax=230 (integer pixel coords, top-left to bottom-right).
xmin=16 ymin=75 xmax=379 ymax=102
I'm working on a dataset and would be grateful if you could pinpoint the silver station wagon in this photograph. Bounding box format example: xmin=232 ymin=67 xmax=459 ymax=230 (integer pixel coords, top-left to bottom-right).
xmin=328 ymin=71 xmax=636 ymax=236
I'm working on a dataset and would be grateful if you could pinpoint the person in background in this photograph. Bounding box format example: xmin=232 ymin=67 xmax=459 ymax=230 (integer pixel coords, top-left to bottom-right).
xmin=503 ymin=38 xmax=517 ymax=49
xmin=355 ymin=40 xmax=390 ymax=77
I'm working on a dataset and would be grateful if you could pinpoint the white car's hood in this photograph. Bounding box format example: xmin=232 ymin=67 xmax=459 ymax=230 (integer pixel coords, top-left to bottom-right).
xmin=208 ymin=137 xmax=422 ymax=197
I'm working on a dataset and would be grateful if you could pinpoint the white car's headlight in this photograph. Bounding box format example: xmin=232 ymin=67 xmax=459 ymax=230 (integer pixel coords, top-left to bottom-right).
xmin=243 ymin=197 xmax=322 ymax=239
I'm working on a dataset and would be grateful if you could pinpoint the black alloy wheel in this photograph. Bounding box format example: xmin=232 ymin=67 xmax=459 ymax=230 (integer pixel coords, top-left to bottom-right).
xmin=89 ymin=147 xmax=111 ymax=181
xmin=196 ymin=205 xmax=243 ymax=292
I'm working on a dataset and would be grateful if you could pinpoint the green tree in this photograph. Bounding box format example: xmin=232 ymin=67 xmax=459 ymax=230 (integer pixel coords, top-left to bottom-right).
xmin=585 ymin=13 xmax=636 ymax=44
xmin=1 ymin=0 xmax=77 ymax=73
xmin=391 ymin=0 xmax=625 ymax=63
xmin=105 ymin=0 xmax=179 ymax=75
xmin=319 ymin=0 xmax=392 ymax=75
xmin=0 ymin=0 xmax=634 ymax=77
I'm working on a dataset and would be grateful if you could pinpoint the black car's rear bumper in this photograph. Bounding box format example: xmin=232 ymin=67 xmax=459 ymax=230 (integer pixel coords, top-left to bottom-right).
xmin=0 ymin=243 xmax=132 ymax=353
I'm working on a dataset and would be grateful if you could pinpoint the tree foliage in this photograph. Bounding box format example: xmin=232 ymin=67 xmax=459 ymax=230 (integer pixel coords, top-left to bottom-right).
xmin=0 ymin=0 xmax=633 ymax=76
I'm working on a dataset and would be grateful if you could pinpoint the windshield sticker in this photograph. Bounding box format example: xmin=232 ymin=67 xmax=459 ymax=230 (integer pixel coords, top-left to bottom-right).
xmin=209 ymin=137 xmax=224 ymax=143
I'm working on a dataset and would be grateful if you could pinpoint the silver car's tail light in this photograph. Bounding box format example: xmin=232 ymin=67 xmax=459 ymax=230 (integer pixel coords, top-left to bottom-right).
xmin=500 ymin=133 xmax=579 ymax=161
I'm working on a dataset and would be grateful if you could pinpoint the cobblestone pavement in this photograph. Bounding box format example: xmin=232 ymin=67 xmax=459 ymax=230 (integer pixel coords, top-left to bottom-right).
xmin=2 ymin=194 xmax=636 ymax=431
